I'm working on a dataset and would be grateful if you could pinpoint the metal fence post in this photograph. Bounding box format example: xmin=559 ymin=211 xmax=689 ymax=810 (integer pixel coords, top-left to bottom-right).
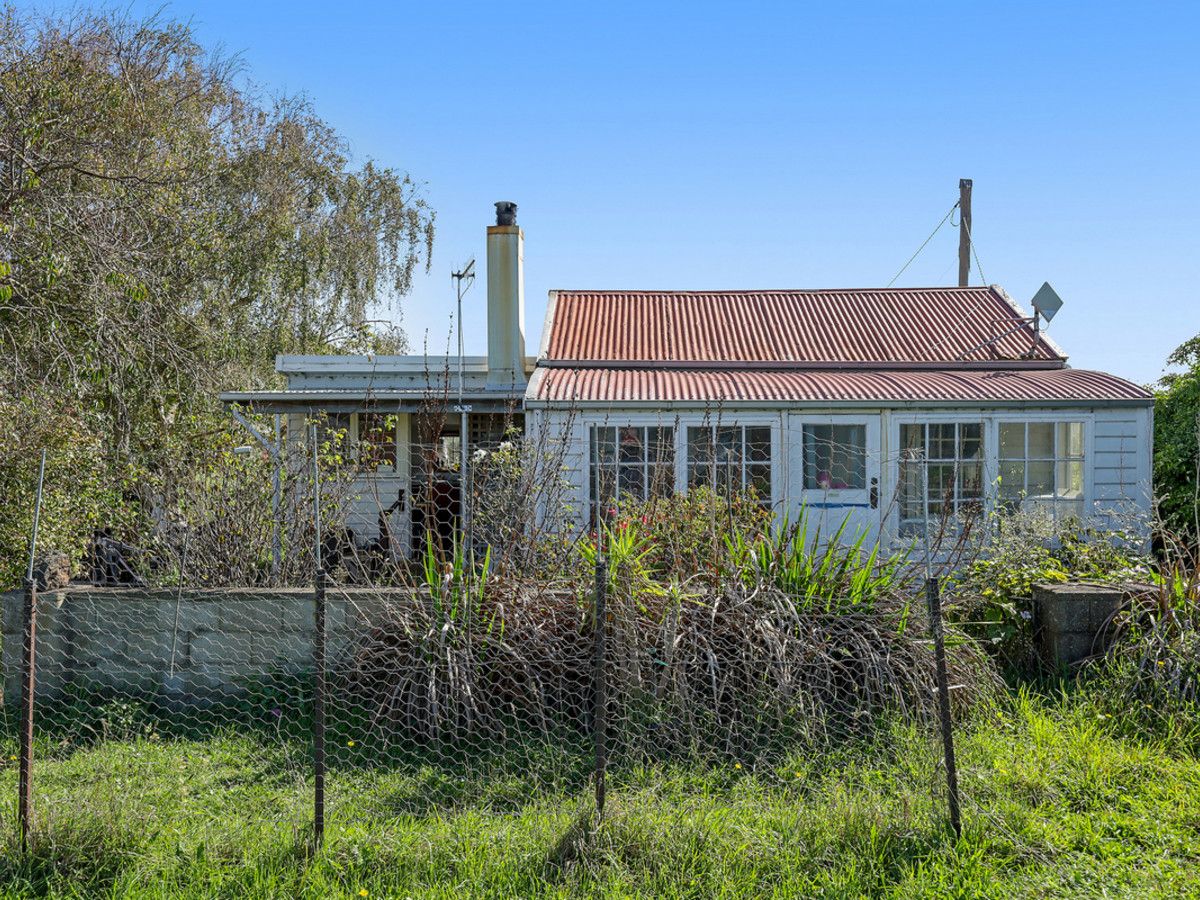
xmin=311 ymin=424 xmax=326 ymax=847
xmin=593 ymin=557 xmax=608 ymax=821
xmin=313 ymin=567 xmax=327 ymax=846
xmin=19 ymin=576 xmax=37 ymax=849
xmin=20 ymin=450 xmax=46 ymax=850
xmin=926 ymin=576 xmax=962 ymax=838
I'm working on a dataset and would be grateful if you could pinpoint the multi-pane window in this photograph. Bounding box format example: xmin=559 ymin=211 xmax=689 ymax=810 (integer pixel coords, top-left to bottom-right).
xmin=998 ymin=421 xmax=1085 ymax=517
xmin=803 ymin=424 xmax=866 ymax=490
xmin=591 ymin=426 xmax=674 ymax=523
xmin=898 ymin=423 xmax=984 ymax=533
xmin=687 ymin=425 xmax=771 ymax=505
xmin=316 ymin=413 xmax=354 ymax=469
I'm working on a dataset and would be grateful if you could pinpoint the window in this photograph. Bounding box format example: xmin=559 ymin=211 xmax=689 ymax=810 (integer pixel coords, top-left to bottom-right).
xmin=359 ymin=412 xmax=397 ymax=470
xmin=316 ymin=413 xmax=354 ymax=469
xmin=998 ymin=421 xmax=1085 ymax=517
xmin=590 ymin=426 xmax=674 ymax=523
xmin=316 ymin=412 xmax=398 ymax=472
xmin=898 ymin=422 xmax=984 ymax=534
xmin=803 ymin=424 xmax=865 ymax=490
xmin=687 ymin=425 xmax=771 ymax=505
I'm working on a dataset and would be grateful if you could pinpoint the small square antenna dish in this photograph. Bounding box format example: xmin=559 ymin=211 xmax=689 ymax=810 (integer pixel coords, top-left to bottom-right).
xmin=1030 ymin=282 xmax=1064 ymax=322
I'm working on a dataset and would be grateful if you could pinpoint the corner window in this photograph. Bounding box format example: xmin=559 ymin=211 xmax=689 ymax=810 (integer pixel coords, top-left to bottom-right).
xmin=998 ymin=421 xmax=1085 ymax=517
xmin=898 ymin=423 xmax=984 ymax=534
xmin=687 ymin=425 xmax=771 ymax=506
xmin=591 ymin=426 xmax=674 ymax=523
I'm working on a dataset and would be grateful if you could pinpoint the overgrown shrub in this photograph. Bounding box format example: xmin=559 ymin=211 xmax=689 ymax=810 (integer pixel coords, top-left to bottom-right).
xmin=1091 ymin=543 xmax=1200 ymax=745
xmin=950 ymin=506 xmax=1151 ymax=672
xmin=0 ymin=385 xmax=132 ymax=589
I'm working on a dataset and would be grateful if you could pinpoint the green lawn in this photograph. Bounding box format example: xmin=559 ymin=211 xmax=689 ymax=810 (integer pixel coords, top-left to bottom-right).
xmin=2 ymin=690 xmax=1199 ymax=899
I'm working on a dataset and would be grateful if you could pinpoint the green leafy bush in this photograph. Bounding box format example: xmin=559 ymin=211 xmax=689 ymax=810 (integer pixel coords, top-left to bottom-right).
xmin=952 ymin=508 xmax=1149 ymax=671
xmin=0 ymin=385 xmax=130 ymax=589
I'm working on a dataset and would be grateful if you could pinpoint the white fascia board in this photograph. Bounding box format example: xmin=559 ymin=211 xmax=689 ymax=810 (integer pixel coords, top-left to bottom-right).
xmin=275 ymin=355 xmax=490 ymax=375
xmin=537 ymin=290 xmax=560 ymax=360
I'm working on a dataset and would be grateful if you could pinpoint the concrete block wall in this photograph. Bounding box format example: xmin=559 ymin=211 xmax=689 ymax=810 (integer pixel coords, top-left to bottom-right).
xmin=1 ymin=586 xmax=417 ymax=704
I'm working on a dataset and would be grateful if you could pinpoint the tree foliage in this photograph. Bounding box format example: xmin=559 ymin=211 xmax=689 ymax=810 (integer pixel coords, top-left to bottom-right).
xmin=0 ymin=384 xmax=128 ymax=588
xmin=1154 ymin=334 xmax=1200 ymax=540
xmin=0 ymin=6 xmax=434 ymax=458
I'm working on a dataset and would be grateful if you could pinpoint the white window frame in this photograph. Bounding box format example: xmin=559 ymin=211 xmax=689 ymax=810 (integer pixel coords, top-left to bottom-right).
xmin=888 ymin=411 xmax=1094 ymax=535
xmin=316 ymin=411 xmax=399 ymax=474
xmin=588 ymin=422 xmax=677 ymax=524
xmin=892 ymin=418 xmax=987 ymax=537
xmin=686 ymin=422 xmax=775 ymax=509
xmin=581 ymin=413 xmax=782 ymax=521
xmin=992 ymin=415 xmax=1091 ymax=520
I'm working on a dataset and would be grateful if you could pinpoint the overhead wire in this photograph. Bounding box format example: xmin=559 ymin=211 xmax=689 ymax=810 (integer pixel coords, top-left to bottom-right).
xmin=961 ymin=216 xmax=987 ymax=286
xmin=887 ymin=202 xmax=959 ymax=288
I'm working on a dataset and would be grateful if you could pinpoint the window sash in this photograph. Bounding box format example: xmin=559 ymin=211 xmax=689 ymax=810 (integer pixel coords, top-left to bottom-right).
xmin=686 ymin=425 xmax=771 ymax=505
xmin=802 ymin=424 xmax=866 ymax=490
xmin=898 ymin=422 xmax=985 ymax=527
xmin=590 ymin=425 xmax=675 ymax=522
xmin=996 ymin=421 xmax=1085 ymax=512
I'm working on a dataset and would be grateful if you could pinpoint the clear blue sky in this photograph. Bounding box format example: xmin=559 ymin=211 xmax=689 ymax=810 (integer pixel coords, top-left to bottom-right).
xmin=113 ymin=0 xmax=1200 ymax=385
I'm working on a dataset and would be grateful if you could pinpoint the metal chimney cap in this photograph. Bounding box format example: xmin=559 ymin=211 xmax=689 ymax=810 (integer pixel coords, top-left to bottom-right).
xmin=494 ymin=201 xmax=517 ymax=226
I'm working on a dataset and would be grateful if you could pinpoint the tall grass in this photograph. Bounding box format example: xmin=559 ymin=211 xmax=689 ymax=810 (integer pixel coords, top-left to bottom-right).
xmin=4 ymin=689 xmax=1200 ymax=898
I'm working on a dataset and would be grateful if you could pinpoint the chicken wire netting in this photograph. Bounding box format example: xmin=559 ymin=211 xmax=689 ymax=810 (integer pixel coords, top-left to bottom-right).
xmin=1 ymin=434 xmax=983 ymax=848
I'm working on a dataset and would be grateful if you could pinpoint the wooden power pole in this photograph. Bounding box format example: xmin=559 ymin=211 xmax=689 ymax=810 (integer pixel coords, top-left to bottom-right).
xmin=958 ymin=178 xmax=973 ymax=287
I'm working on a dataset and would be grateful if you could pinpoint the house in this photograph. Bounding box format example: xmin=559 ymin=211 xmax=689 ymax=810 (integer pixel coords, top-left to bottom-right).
xmin=222 ymin=202 xmax=1155 ymax=557
xmin=526 ymin=286 xmax=1154 ymax=544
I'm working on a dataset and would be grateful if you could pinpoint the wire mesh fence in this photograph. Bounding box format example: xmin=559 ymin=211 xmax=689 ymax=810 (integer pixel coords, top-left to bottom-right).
xmin=0 ymin=429 xmax=1005 ymax=855
xmin=2 ymin=570 xmax=988 ymax=850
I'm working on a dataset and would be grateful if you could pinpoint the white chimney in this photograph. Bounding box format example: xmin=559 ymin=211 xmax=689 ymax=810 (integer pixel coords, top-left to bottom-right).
xmin=486 ymin=201 xmax=526 ymax=388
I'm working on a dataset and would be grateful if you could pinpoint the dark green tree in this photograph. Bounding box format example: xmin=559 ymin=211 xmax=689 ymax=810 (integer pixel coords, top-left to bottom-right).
xmin=1154 ymin=334 xmax=1200 ymax=541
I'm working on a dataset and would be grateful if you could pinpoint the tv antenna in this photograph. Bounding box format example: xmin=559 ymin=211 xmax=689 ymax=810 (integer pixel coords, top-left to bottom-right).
xmin=451 ymin=258 xmax=476 ymax=408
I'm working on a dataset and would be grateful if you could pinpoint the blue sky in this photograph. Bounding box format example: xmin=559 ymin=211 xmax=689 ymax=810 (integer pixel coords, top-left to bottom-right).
xmin=109 ymin=0 xmax=1200 ymax=385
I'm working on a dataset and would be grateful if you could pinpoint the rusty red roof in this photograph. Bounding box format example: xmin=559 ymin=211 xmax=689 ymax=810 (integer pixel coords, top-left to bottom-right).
xmin=542 ymin=287 xmax=1064 ymax=365
xmin=528 ymin=367 xmax=1151 ymax=406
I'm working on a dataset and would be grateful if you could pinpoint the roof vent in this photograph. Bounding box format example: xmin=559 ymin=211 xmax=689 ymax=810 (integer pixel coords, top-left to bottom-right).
xmin=494 ymin=201 xmax=517 ymax=226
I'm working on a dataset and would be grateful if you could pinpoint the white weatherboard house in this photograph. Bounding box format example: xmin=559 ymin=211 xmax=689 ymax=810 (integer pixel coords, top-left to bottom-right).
xmin=525 ymin=287 xmax=1154 ymax=545
xmin=223 ymin=203 xmax=1154 ymax=556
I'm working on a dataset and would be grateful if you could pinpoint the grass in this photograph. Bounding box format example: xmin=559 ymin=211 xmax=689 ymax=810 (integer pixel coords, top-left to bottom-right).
xmin=3 ymin=687 xmax=1200 ymax=898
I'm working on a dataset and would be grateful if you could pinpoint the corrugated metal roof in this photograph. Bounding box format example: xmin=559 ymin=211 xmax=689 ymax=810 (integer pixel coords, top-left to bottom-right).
xmin=543 ymin=287 xmax=1064 ymax=364
xmin=529 ymin=367 xmax=1152 ymax=406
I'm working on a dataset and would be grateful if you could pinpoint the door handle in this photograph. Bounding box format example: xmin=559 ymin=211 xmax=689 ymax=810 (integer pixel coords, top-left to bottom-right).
xmin=870 ymin=477 xmax=879 ymax=509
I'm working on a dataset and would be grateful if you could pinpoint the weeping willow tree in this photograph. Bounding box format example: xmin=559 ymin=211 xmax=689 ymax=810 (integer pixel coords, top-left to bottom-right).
xmin=0 ymin=5 xmax=434 ymax=461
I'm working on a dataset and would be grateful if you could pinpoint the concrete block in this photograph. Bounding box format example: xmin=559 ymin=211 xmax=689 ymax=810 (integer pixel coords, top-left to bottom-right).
xmin=219 ymin=600 xmax=284 ymax=632
xmin=172 ymin=600 xmax=220 ymax=633
xmin=191 ymin=630 xmax=310 ymax=669
xmin=78 ymin=596 xmax=166 ymax=635
xmin=1036 ymin=583 xmax=1124 ymax=634
xmin=91 ymin=657 xmax=158 ymax=693
xmin=1042 ymin=630 xmax=1105 ymax=666
xmin=126 ymin=631 xmax=182 ymax=667
xmin=347 ymin=595 xmax=404 ymax=631
xmin=1036 ymin=583 xmax=1127 ymax=666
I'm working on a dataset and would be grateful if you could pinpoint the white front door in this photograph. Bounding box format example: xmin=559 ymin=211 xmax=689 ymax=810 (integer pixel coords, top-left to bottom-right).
xmin=787 ymin=414 xmax=882 ymax=546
